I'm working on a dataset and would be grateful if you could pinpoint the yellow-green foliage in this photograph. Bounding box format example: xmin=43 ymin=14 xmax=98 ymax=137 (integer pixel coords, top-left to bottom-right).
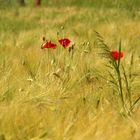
xmin=0 ymin=6 xmax=140 ymax=140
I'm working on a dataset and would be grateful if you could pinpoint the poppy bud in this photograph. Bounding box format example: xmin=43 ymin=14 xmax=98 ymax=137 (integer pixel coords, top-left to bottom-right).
xmin=42 ymin=36 xmax=46 ymax=41
xmin=68 ymin=47 xmax=72 ymax=53
xmin=57 ymin=32 xmax=59 ymax=36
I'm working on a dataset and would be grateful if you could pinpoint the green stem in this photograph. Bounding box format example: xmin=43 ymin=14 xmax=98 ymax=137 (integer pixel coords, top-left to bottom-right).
xmin=117 ymin=68 xmax=124 ymax=108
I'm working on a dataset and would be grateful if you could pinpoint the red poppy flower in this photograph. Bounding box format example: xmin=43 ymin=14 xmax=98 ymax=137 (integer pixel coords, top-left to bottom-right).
xmin=59 ymin=38 xmax=71 ymax=48
xmin=111 ymin=51 xmax=124 ymax=60
xmin=41 ymin=41 xmax=57 ymax=49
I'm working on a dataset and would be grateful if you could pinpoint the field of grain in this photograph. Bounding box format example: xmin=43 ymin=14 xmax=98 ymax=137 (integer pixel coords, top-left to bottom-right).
xmin=0 ymin=1 xmax=140 ymax=139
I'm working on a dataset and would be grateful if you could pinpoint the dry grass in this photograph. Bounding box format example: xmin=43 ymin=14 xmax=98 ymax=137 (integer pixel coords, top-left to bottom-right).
xmin=0 ymin=6 xmax=140 ymax=140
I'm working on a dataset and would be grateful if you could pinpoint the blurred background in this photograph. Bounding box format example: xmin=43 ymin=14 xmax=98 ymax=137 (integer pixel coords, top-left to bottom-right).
xmin=0 ymin=0 xmax=140 ymax=10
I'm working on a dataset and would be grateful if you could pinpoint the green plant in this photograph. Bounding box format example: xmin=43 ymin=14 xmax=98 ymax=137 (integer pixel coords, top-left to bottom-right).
xmin=95 ymin=31 xmax=140 ymax=115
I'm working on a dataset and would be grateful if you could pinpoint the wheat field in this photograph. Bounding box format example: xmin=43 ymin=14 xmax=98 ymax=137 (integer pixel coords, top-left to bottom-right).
xmin=0 ymin=1 xmax=140 ymax=140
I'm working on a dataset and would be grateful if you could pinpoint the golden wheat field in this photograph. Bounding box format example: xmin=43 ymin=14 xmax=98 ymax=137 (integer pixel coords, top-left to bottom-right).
xmin=0 ymin=1 xmax=140 ymax=139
